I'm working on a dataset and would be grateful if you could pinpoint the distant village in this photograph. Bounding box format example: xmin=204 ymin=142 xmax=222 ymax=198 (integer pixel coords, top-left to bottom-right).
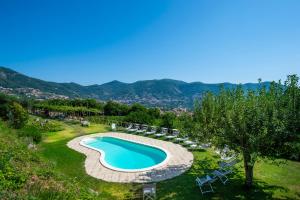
xmin=0 ymin=86 xmax=69 ymax=100
xmin=0 ymin=86 xmax=191 ymax=116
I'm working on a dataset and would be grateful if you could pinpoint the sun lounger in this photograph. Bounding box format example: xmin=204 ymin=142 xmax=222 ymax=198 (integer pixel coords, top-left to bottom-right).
xmin=155 ymin=127 xmax=168 ymax=137
xmin=219 ymin=159 xmax=239 ymax=169
xmin=128 ymin=124 xmax=139 ymax=132
xmin=143 ymin=183 xmax=156 ymax=200
xmin=199 ymin=143 xmax=211 ymax=149
xmin=212 ymin=169 xmax=232 ymax=185
xmin=175 ymin=137 xmax=189 ymax=142
xmin=189 ymin=144 xmax=198 ymax=149
xmin=145 ymin=126 xmax=157 ymax=135
xmin=184 ymin=140 xmax=195 ymax=145
xmin=221 ymin=153 xmax=236 ymax=161
xmin=125 ymin=124 xmax=133 ymax=130
xmin=165 ymin=129 xmax=180 ymax=139
xmin=136 ymin=124 xmax=148 ymax=134
xmin=196 ymin=175 xmax=217 ymax=194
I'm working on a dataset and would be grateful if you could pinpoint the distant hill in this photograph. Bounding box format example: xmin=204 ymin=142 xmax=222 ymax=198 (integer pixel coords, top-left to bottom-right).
xmin=0 ymin=66 xmax=270 ymax=108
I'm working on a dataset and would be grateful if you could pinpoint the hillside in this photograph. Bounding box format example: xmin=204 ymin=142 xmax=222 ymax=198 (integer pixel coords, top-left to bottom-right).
xmin=0 ymin=66 xmax=270 ymax=108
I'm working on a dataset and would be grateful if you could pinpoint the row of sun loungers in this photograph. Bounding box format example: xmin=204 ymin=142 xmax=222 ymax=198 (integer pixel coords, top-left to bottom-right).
xmin=196 ymin=158 xmax=239 ymax=194
xmin=124 ymin=123 xmax=204 ymax=148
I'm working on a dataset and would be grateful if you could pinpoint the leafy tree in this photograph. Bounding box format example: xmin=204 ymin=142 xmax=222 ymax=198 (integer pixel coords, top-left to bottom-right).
xmin=147 ymin=107 xmax=161 ymax=119
xmin=194 ymin=75 xmax=300 ymax=188
xmin=161 ymin=112 xmax=176 ymax=129
xmin=103 ymin=101 xmax=129 ymax=116
xmin=175 ymin=113 xmax=194 ymax=136
xmin=0 ymin=93 xmax=16 ymax=120
xmin=7 ymin=102 xmax=29 ymax=129
xmin=280 ymin=75 xmax=300 ymax=160
xmin=129 ymin=103 xmax=147 ymax=113
xmin=125 ymin=111 xmax=153 ymax=124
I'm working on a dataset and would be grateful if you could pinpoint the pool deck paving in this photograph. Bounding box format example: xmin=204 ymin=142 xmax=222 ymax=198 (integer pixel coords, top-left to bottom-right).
xmin=67 ymin=132 xmax=194 ymax=183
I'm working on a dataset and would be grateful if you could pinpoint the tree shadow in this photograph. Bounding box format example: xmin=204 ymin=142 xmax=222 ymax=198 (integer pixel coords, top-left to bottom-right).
xmin=153 ymin=156 xmax=294 ymax=200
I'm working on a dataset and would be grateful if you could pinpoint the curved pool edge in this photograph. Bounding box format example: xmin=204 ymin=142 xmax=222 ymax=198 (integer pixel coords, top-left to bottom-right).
xmin=80 ymin=136 xmax=171 ymax=173
xmin=67 ymin=132 xmax=194 ymax=183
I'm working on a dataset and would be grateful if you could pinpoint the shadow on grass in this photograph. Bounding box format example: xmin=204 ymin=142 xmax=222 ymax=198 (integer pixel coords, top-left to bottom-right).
xmin=155 ymin=154 xmax=293 ymax=200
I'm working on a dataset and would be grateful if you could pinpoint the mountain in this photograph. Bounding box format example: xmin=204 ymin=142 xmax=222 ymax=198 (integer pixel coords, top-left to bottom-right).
xmin=0 ymin=66 xmax=270 ymax=108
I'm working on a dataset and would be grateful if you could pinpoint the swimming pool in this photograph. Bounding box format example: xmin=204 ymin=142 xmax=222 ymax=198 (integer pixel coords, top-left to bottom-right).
xmin=81 ymin=136 xmax=169 ymax=172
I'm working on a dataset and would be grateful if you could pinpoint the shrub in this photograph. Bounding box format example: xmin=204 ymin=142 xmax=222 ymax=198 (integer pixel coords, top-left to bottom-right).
xmin=7 ymin=102 xmax=29 ymax=129
xmin=160 ymin=112 xmax=176 ymax=128
xmin=125 ymin=111 xmax=153 ymax=124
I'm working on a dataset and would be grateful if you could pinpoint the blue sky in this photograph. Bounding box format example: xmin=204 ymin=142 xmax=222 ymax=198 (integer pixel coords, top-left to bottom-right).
xmin=0 ymin=0 xmax=299 ymax=85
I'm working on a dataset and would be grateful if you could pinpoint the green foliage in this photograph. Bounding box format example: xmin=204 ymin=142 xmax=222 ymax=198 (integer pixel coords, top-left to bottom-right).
xmin=125 ymin=111 xmax=153 ymax=124
xmin=129 ymin=103 xmax=147 ymax=113
xmin=103 ymin=101 xmax=130 ymax=116
xmin=0 ymin=120 xmax=100 ymax=199
xmin=43 ymin=98 xmax=104 ymax=109
xmin=147 ymin=107 xmax=161 ymax=118
xmin=174 ymin=113 xmax=194 ymax=136
xmin=160 ymin=112 xmax=176 ymax=128
xmin=7 ymin=102 xmax=29 ymax=129
xmin=193 ymin=75 xmax=300 ymax=187
xmin=18 ymin=118 xmax=64 ymax=143
xmin=0 ymin=93 xmax=29 ymax=129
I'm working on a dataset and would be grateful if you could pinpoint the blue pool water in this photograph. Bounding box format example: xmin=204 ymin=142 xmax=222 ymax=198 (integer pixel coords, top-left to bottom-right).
xmin=82 ymin=137 xmax=167 ymax=171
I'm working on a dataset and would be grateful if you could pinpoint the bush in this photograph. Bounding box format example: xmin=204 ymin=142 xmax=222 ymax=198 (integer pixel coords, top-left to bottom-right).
xmin=104 ymin=101 xmax=129 ymax=116
xmin=19 ymin=126 xmax=42 ymax=143
xmin=160 ymin=112 xmax=176 ymax=128
xmin=125 ymin=111 xmax=153 ymax=124
xmin=0 ymin=120 xmax=99 ymax=199
xmin=7 ymin=102 xmax=29 ymax=129
xmin=18 ymin=118 xmax=63 ymax=143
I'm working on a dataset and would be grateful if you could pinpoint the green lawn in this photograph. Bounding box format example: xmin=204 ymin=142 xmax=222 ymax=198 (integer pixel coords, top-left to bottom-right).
xmin=38 ymin=121 xmax=300 ymax=199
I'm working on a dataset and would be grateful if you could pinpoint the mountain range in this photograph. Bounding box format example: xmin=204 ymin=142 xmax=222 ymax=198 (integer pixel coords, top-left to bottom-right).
xmin=0 ymin=66 xmax=270 ymax=108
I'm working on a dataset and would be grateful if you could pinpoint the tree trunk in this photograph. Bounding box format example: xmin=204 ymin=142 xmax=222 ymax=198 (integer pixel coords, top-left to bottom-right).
xmin=243 ymin=151 xmax=254 ymax=188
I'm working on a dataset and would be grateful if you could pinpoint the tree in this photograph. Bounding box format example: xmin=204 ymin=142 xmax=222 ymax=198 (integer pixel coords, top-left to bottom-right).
xmin=129 ymin=103 xmax=147 ymax=113
xmin=7 ymin=102 xmax=29 ymax=129
xmin=103 ymin=101 xmax=129 ymax=116
xmin=161 ymin=112 xmax=176 ymax=129
xmin=281 ymin=75 xmax=300 ymax=160
xmin=175 ymin=113 xmax=194 ymax=136
xmin=194 ymin=75 xmax=300 ymax=188
xmin=147 ymin=108 xmax=161 ymax=119
xmin=125 ymin=111 xmax=153 ymax=124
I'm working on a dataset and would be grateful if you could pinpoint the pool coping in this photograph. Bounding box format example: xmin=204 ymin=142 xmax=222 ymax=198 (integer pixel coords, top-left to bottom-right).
xmin=80 ymin=136 xmax=171 ymax=172
xmin=67 ymin=132 xmax=194 ymax=183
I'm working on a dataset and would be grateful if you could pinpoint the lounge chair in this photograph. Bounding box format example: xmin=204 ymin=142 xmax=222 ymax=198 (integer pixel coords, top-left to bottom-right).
xmin=199 ymin=143 xmax=211 ymax=149
xmin=175 ymin=137 xmax=189 ymax=143
xmin=211 ymin=168 xmax=232 ymax=185
xmin=184 ymin=140 xmax=195 ymax=145
xmin=196 ymin=175 xmax=217 ymax=194
xmin=165 ymin=129 xmax=180 ymax=140
xmin=189 ymin=144 xmax=198 ymax=149
xmin=145 ymin=126 xmax=157 ymax=135
xmin=125 ymin=123 xmax=133 ymax=131
xmin=155 ymin=128 xmax=168 ymax=137
xmin=221 ymin=153 xmax=236 ymax=161
xmin=143 ymin=183 xmax=156 ymax=200
xmin=215 ymin=145 xmax=230 ymax=154
xmin=136 ymin=124 xmax=148 ymax=134
xmin=128 ymin=124 xmax=139 ymax=132
xmin=219 ymin=159 xmax=239 ymax=169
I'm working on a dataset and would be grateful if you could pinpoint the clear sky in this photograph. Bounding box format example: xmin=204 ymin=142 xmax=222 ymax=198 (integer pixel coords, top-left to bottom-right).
xmin=0 ymin=0 xmax=299 ymax=85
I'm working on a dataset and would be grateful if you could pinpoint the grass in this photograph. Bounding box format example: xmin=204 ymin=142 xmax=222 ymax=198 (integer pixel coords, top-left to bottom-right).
xmin=38 ymin=121 xmax=300 ymax=199
xmin=39 ymin=122 xmax=136 ymax=200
